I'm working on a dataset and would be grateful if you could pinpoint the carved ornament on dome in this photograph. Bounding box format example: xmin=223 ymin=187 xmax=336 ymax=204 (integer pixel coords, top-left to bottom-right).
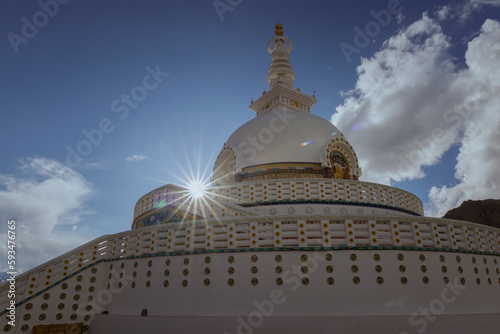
xmin=212 ymin=144 xmax=237 ymax=185
xmin=323 ymin=136 xmax=362 ymax=179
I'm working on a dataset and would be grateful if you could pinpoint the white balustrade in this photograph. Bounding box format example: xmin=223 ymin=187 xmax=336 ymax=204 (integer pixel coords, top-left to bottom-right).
xmin=2 ymin=213 xmax=500 ymax=314
xmin=133 ymin=179 xmax=425 ymax=222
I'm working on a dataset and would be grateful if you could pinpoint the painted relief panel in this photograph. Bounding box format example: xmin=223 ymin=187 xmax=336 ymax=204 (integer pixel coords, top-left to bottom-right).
xmin=330 ymin=151 xmax=350 ymax=180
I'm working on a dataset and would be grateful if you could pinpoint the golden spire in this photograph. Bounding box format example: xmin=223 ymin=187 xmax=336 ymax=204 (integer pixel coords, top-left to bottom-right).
xmin=266 ymin=23 xmax=294 ymax=89
xmin=274 ymin=23 xmax=283 ymax=36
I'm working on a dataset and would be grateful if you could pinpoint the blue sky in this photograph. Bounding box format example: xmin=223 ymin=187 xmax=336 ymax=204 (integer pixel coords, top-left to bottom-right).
xmin=1 ymin=0 xmax=499 ymax=271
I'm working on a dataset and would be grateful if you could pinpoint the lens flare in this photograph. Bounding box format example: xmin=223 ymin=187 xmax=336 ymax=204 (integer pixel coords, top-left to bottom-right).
xmin=300 ymin=140 xmax=315 ymax=147
xmin=155 ymin=200 xmax=167 ymax=209
xmin=352 ymin=122 xmax=361 ymax=131
xmin=188 ymin=180 xmax=207 ymax=199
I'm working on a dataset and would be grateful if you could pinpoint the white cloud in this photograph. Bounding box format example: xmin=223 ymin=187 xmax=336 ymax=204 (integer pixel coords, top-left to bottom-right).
xmin=435 ymin=0 xmax=500 ymax=22
xmin=0 ymin=157 xmax=95 ymax=272
xmin=333 ymin=14 xmax=460 ymax=185
xmin=332 ymin=15 xmax=500 ymax=217
xmin=396 ymin=12 xmax=405 ymax=24
xmin=435 ymin=5 xmax=452 ymax=21
xmin=125 ymin=154 xmax=147 ymax=162
xmin=428 ymin=19 xmax=500 ymax=216
xmin=83 ymin=160 xmax=111 ymax=169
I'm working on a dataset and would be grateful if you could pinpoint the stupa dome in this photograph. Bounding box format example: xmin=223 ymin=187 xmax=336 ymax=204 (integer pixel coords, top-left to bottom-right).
xmin=212 ymin=24 xmax=361 ymax=185
xmin=226 ymin=110 xmax=341 ymax=170
xmin=213 ymin=108 xmax=362 ymax=184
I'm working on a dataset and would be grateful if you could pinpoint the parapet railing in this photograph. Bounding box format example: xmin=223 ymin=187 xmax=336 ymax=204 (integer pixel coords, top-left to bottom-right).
xmin=2 ymin=214 xmax=499 ymax=312
xmin=134 ymin=179 xmax=425 ymax=219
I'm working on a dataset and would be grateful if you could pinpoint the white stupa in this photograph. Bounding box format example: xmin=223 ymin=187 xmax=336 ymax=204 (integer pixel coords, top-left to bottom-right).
xmin=1 ymin=24 xmax=499 ymax=334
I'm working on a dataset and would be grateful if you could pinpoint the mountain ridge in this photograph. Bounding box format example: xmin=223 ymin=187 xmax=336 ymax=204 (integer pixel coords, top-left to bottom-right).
xmin=442 ymin=199 xmax=500 ymax=229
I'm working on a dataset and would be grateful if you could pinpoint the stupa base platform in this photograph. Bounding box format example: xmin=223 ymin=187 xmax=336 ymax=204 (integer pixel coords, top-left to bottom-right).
xmin=90 ymin=313 xmax=500 ymax=334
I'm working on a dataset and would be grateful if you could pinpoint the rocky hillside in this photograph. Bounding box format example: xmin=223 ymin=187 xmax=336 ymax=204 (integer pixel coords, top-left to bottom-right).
xmin=443 ymin=199 xmax=500 ymax=229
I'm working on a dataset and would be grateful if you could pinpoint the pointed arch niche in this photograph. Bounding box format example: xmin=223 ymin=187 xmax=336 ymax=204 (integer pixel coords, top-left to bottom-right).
xmin=322 ymin=135 xmax=362 ymax=180
xmin=212 ymin=144 xmax=237 ymax=185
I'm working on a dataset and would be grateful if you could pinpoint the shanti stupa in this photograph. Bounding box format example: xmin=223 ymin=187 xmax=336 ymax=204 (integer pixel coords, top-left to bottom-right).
xmin=1 ymin=24 xmax=500 ymax=334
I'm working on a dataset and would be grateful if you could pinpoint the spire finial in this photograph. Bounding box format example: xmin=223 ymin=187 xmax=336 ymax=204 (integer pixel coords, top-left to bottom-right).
xmin=249 ymin=24 xmax=317 ymax=115
xmin=275 ymin=23 xmax=283 ymax=36
xmin=266 ymin=24 xmax=295 ymax=89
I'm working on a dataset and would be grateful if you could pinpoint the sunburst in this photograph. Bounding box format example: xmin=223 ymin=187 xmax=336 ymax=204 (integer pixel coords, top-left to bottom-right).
xmin=128 ymin=131 xmax=235 ymax=227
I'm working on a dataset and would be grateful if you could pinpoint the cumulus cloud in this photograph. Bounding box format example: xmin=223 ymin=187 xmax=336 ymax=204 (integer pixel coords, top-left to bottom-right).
xmin=125 ymin=154 xmax=147 ymax=162
xmin=428 ymin=19 xmax=500 ymax=216
xmin=333 ymin=14 xmax=460 ymax=184
xmin=0 ymin=157 xmax=95 ymax=272
xmin=435 ymin=0 xmax=500 ymax=22
xmin=332 ymin=15 xmax=500 ymax=216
